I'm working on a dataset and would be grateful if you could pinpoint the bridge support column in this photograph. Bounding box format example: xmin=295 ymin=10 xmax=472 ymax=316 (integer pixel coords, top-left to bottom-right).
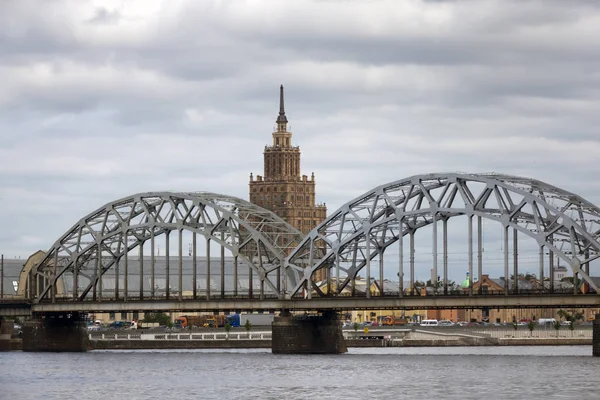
xmin=22 ymin=312 xmax=89 ymax=352
xmin=593 ymin=314 xmax=600 ymax=356
xmin=0 ymin=318 xmax=14 ymax=351
xmin=272 ymin=310 xmax=347 ymax=354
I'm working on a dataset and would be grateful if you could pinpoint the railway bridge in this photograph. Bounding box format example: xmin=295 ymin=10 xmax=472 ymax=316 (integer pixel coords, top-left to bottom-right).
xmin=2 ymin=173 xmax=600 ymax=354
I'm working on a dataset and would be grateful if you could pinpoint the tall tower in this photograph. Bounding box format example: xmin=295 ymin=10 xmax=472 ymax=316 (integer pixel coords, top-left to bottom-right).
xmin=249 ymin=85 xmax=327 ymax=237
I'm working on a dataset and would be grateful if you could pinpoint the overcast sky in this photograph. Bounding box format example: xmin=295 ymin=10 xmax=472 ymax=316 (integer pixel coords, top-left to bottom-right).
xmin=2 ymin=0 xmax=600 ymax=281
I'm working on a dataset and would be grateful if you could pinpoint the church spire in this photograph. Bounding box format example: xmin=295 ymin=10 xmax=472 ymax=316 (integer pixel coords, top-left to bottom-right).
xmin=276 ymin=85 xmax=288 ymax=126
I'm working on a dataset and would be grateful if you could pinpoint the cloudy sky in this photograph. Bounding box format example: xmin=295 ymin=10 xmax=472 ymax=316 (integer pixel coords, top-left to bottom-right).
xmin=2 ymin=0 xmax=600 ymax=281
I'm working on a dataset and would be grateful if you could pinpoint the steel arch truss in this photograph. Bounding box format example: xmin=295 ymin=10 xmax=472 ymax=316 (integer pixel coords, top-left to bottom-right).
xmin=287 ymin=173 xmax=600 ymax=298
xmin=31 ymin=192 xmax=303 ymax=302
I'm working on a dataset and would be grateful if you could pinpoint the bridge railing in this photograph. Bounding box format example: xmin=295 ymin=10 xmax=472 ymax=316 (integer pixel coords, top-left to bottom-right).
xmin=472 ymin=327 xmax=592 ymax=339
xmin=35 ymin=288 xmax=585 ymax=303
xmin=89 ymin=331 xmax=272 ymax=341
xmin=319 ymin=288 xmax=582 ymax=297
xmin=46 ymin=294 xmax=284 ymax=302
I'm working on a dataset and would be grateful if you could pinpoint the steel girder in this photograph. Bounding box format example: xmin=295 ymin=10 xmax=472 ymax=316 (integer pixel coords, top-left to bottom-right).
xmin=31 ymin=192 xmax=303 ymax=302
xmin=286 ymin=173 xmax=600 ymax=298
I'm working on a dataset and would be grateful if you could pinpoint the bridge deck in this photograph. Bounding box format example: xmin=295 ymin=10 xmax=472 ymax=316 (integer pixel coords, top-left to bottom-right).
xmin=0 ymin=293 xmax=595 ymax=315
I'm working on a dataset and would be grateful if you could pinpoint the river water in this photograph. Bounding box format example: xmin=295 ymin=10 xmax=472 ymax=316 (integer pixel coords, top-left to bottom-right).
xmin=2 ymin=346 xmax=599 ymax=399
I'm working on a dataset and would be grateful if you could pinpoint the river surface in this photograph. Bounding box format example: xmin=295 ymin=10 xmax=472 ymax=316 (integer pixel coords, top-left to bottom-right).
xmin=2 ymin=346 xmax=599 ymax=399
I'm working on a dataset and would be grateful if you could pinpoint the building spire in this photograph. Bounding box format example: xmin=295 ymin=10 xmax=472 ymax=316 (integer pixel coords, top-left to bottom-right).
xmin=276 ymin=84 xmax=288 ymax=124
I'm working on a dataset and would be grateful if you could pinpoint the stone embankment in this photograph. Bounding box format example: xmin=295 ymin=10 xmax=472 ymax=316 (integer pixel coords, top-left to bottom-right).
xmin=5 ymin=327 xmax=594 ymax=350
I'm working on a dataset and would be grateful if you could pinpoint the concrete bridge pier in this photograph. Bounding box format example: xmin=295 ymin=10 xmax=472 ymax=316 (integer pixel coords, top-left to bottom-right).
xmin=593 ymin=314 xmax=600 ymax=356
xmin=22 ymin=312 xmax=89 ymax=352
xmin=272 ymin=310 xmax=347 ymax=354
xmin=0 ymin=318 xmax=14 ymax=351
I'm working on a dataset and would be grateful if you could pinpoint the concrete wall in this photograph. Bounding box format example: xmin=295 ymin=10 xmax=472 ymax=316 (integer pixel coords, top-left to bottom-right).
xmin=22 ymin=313 xmax=89 ymax=352
xmin=91 ymin=340 xmax=270 ymax=350
xmin=0 ymin=319 xmax=14 ymax=351
xmin=272 ymin=312 xmax=347 ymax=354
xmin=593 ymin=314 xmax=600 ymax=356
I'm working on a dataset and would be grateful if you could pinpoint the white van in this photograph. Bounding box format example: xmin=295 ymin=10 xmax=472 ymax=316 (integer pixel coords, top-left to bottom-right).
xmin=420 ymin=319 xmax=439 ymax=326
xmin=538 ymin=318 xmax=557 ymax=326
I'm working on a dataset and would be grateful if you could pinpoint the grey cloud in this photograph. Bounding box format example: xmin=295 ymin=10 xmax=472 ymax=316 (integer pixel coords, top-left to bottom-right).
xmin=1 ymin=0 xmax=600 ymax=265
xmin=86 ymin=7 xmax=121 ymax=25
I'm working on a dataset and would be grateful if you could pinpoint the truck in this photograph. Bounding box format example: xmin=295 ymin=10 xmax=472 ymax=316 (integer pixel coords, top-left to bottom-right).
xmin=136 ymin=321 xmax=160 ymax=329
xmin=226 ymin=313 xmax=275 ymax=328
xmin=174 ymin=315 xmax=226 ymax=329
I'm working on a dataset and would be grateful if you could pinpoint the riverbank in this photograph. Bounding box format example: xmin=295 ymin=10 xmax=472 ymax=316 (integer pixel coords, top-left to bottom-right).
xmin=93 ymin=337 xmax=592 ymax=349
xmin=6 ymin=337 xmax=591 ymax=351
xmin=5 ymin=327 xmax=593 ymax=351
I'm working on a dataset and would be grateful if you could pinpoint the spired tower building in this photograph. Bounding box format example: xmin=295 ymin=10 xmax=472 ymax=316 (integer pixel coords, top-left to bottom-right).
xmin=249 ymin=85 xmax=327 ymax=238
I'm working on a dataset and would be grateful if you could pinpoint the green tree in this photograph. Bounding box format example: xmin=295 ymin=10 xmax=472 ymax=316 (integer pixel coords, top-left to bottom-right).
xmin=224 ymin=322 xmax=232 ymax=339
xmin=143 ymin=312 xmax=171 ymax=327
xmin=527 ymin=320 xmax=535 ymax=336
xmin=244 ymin=319 xmax=252 ymax=333
xmin=553 ymin=320 xmax=561 ymax=337
xmin=557 ymin=309 xmax=583 ymax=336
xmin=568 ymin=320 xmax=575 ymax=334
xmin=426 ymin=279 xmax=456 ymax=288
xmin=353 ymin=322 xmax=359 ymax=332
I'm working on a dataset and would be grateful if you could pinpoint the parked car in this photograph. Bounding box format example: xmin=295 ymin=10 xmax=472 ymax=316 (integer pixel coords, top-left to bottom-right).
xmin=109 ymin=321 xmax=129 ymax=329
xmin=439 ymin=320 xmax=454 ymax=327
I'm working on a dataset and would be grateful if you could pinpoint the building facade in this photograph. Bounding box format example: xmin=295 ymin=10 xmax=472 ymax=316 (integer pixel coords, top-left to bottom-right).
xmin=249 ymin=85 xmax=327 ymax=237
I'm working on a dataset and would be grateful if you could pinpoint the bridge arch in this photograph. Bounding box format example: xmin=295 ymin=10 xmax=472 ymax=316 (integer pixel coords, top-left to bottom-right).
xmin=31 ymin=192 xmax=303 ymax=302
xmin=286 ymin=173 xmax=600 ymax=298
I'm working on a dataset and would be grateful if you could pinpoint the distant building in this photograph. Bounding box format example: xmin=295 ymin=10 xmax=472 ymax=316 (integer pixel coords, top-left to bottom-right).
xmin=0 ymin=256 xmax=25 ymax=299
xmin=249 ymin=86 xmax=327 ymax=280
xmin=249 ymin=85 xmax=327 ymax=236
xmin=553 ymin=265 xmax=569 ymax=282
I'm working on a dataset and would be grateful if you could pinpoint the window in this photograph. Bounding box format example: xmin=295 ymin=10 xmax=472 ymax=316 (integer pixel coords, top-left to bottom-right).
xmin=121 ymin=312 xmax=127 ymax=320
xmin=109 ymin=311 xmax=116 ymax=320
xmin=133 ymin=312 xmax=139 ymax=321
